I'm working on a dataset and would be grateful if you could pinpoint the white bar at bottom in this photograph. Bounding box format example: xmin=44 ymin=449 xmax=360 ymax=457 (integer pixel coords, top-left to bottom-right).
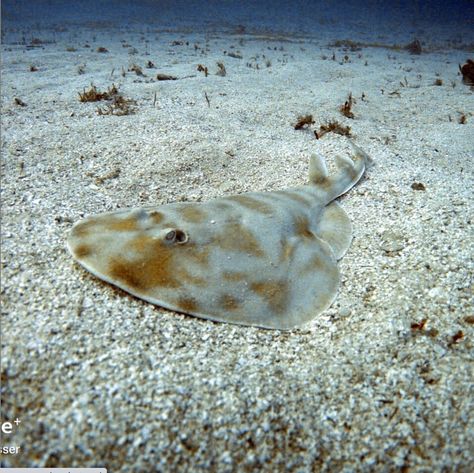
xmin=0 ymin=469 xmax=106 ymax=472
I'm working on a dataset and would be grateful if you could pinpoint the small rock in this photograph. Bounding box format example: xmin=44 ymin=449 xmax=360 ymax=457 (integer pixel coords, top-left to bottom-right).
xmin=156 ymin=73 xmax=177 ymax=81
xmin=405 ymin=38 xmax=422 ymax=54
xmin=411 ymin=182 xmax=426 ymax=191
xmin=428 ymin=287 xmax=444 ymax=299
xmin=379 ymin=230 xmax=405 ymax=253
xmin=459 ymin=59 xmax=474 ymax=85
xmin=219 ymin=182 xmax=234 ymax=192
xmin=339 ymin=306 xmax=351 ymax=317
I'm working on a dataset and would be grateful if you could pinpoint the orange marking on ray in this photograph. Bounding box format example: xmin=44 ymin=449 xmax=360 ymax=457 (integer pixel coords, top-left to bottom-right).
xmin=250 ymin=280 xmax=289 ymax=314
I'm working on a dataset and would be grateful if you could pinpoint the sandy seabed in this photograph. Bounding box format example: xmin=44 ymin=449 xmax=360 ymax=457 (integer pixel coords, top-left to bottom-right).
xmin=1 ymin=15 xmax=473 ymax=473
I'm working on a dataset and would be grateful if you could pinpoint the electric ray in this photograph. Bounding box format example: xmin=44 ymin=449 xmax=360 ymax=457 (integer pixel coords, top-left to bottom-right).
xmin=67 ymin=143 xmax=371 ymax=329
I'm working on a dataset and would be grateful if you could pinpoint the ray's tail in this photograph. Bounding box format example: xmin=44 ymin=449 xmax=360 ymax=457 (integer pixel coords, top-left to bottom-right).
xmin=309 ymin=143 xmax=372 ymax=202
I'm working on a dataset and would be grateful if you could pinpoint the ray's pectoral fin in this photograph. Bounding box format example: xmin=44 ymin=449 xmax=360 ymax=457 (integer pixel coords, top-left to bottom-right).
xmin=270 ymin=233 xmax=340 ymax=329
xmin=316 ymin=202 xmax=352 ymax=260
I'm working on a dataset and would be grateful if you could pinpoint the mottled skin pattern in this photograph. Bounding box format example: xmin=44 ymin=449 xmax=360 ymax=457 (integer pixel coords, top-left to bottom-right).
xmin=67 ymin=144 xmax=371 ymax=329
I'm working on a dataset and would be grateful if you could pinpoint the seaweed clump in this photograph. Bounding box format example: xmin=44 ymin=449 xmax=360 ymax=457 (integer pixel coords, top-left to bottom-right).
xmin=314 ymin=121 xmax=351 ymax=139
xmin=97 ymin=95 xmax=137 ymax=116
xmin=30 ymin=38 xmax=45 ymax=45
xmin=459 ymin=59 xmax=474 ymax=85
xmin=340 ymin=93 xmax=354 ymax=118
xmin=292 ymin=113 xmax=352 ymax=139
xmin=405 ymin=39 xmax=422 ymax=55
xmin=78 ymin=84 xmax=136 ymax=115
xmin=78 ymin=84 xmax=118 ymax=102
xmin=197 ymin=64 xmax=208 ymax=76
xmin=129 ymin=64 xmax=144 ymax=76
xmin=329 ymin=39 xmax=362 ymax=52
xmin=294 ymin=114 xmax=315 ymax=130
xmin=216 ymin=61 xmax=227 ymax=76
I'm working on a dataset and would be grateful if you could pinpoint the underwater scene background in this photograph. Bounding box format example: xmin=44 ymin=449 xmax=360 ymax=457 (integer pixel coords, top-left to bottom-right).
xmin=1 ymin=1 xmax=473 ymax=471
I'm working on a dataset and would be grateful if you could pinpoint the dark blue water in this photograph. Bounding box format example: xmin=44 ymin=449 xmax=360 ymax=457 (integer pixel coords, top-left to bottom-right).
xmin=2 ymin=0 xmax=473 ymax=43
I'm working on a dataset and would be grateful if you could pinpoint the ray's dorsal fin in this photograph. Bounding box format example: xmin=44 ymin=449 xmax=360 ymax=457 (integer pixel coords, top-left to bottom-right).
xmin=309 ymin=153 xmax=329 ymax=184
xmin=309 ymin=142 xmax=372 ymax=201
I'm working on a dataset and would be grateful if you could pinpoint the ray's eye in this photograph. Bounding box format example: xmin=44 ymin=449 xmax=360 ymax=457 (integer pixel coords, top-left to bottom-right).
xmin=175 ymin=230 xmax=188 ymax=243
xmin=165 ymin=229 xmax=188 ymax=244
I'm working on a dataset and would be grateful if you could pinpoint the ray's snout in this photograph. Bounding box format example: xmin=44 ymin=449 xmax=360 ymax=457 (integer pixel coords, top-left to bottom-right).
xmin=67 ymin=209 xmax=193 ymax=294
xmin=67 ymin=210 xmax=146 ymax=262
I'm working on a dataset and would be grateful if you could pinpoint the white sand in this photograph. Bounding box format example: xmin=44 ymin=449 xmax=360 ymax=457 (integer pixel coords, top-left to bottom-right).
xmin=1 ymin=13 xmax=473 ymax=473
